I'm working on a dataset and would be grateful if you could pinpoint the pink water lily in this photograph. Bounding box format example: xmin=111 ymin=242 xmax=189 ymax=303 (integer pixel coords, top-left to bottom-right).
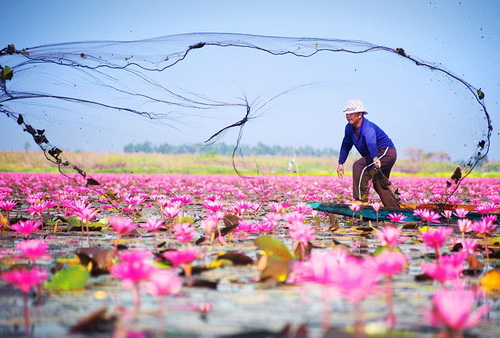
xmin=2 ymin=266 xmax=49 ymax=293
xmin=420 ymin=227 xmax=454 ymax=258
xmin=10 ymin=220 xmax=42 ymax=239
xmin=109 ymin=216 xmax=137 ymax=234
xmin=387 ymin=213 xmax=407 ymax=223
xmin=108 ymin=216 xmax=137 ymax=257
xmin=424 ymin=288 xmax=490 ymax=332
xmin=16 ymin=239 xmax=50 ymax=262
xmin=163 ymin=248 xmax=202 ymax=275
xmin=453 ymin=208 xmax=469 ymax=218
xmin=421 ymin=252 xmax=467 ymax=282
xmin=471 ymin=216 xmax=497 ymax=260
xmin=142 ymin=269 xmax=183 ymax=297
xmin=139 ymin=217 xmax=165 ymax=252
xmin=110 ymin=249 xmax=158 ymax=309
xmin=375 ymin=225 xmax=407 ymax=249
xmin=475 ymin=202 xmax=498 ymax=215
xmin=0 ymin=199 xmax=17 ymax=228
xmin=140 ymin=217 xmax=164 ymax=232
xmin=414 ymin=209 xmax=441 ymax=224
xmin=173 ymin=222 xmax=198 ymax=242
xmin=458 ymin=238 xmax=479 ymax=255
xmin=375 ymin=250 xmax=408 ymax=277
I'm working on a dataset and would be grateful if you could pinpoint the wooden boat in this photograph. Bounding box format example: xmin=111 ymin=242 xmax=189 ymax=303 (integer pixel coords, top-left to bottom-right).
xmin=309 ymin=202 xmax=499 ymax=222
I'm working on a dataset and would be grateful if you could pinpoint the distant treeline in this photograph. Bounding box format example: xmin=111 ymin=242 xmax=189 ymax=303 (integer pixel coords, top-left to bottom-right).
xmin=123 ymin=141 xmax=340 ymax=157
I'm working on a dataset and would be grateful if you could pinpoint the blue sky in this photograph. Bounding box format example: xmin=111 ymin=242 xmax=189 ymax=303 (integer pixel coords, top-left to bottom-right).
xmin=1 ymin=0 xmax=499 ymax=162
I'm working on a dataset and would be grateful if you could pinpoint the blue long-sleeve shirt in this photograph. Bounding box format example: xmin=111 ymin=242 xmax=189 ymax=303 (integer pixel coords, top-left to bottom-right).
xmin=338 ymin=117 xmax=395 ymax=164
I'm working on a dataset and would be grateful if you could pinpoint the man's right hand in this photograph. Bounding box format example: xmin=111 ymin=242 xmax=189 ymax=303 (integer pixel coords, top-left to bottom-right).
xmin=337 ymin=164 xmax=344 ymax=179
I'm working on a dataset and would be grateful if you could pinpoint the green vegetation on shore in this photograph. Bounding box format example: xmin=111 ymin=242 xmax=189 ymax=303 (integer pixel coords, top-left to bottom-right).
xmin=1 ymin=151 xmax=499 ymax=177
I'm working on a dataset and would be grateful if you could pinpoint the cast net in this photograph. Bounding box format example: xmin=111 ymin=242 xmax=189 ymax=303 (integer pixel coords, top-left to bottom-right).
xmin=0 ymin=33 xmax=492 ymax=199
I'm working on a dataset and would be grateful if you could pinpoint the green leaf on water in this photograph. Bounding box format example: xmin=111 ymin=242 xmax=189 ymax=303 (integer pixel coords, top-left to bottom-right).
xmin=254 ymin=235 xmax=293 ymax=261
xmin=44 ymin=265 xmax=90 ymax=291
xmin=68 ymin=216 xmax=81 ymax=228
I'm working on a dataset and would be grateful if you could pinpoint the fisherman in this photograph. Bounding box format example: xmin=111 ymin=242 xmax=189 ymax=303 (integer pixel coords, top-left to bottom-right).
xmin=336 ymin=99 xmax=400 ymax=208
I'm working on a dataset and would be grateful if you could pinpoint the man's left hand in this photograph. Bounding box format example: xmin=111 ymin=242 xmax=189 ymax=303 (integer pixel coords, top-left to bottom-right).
xmin=373 ymin=157 xmax=381 ymax=169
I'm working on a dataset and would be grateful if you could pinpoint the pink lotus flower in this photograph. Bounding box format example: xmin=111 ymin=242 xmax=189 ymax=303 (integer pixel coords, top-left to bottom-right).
xmin=73 ymin=202 xmax=99 ymax=247
xmin=172 ymin=194 xmax=193 ymax=206
xmin=291 ymin=248 xmax=348 ymax=285
xmin=387 ymin=213 xmax=407 ymax=223
xmin=2 ymin=266 xmax=48 ymax=293
xmin=110 ymin=250 xmax=158 ymax=289
xmin=457 ymin=219 xmax=473 ymax=234
xmin=108 ymin=216 xmax=137 ymax=234
xmin=16 ymin=239 xmax=50 ymax=262
xmin=162 ymin=248 xmax=202 ymax=268
xmin=161 ymin=205 xmax=180 ymax=220
xmin=421 ymin=253 xmax=467 ymax=282
xmin=173 ymin=222 xmax=198 ymax=242
xmin=235 ymin=220 xmax=260 ymax=234
xmin=292 ymin=202 xmax=313 ymax=214
xmin=475 ymin=202 xmax=498 ymax=215
xmin=420 ymin=227 xmax=454 ymax=256
xmin=142 ymin=269 xmax=183 ymax=297
xmin=264 ymin=212 xmax=281 ymax=226
xmin=139 ymin=218 xmax=165 ymax=252
xmin=202 ymin=200 xmax=224 ymax=213
xmin=458 ymin=238 xmax=479 ymax=255
xmin=268 ymin=202 xmax=288 ymax=213
xmin=471 ymin=216 xmax=497 ymax=260
xmin=283 ymin=212 xmax=306 ymax=224
xmin=372 ymin=202 xmax=382 ymax=212
xmin=256 ymin=221 xmax=275 ymax=233
xmin=108 ymin=216 xmax=137 ymax=256
xmin=231 ymin=201 xmax=254 ymax=215
xmin=200 ymin=214 xmax=222 ymax=242
xmin=375 ymin=250 xmax=408 ymax=277
xmin=162 ymin=248 xmax=202 ymax=278
xmin=289 ymin=222 xmax=316 ymax=247
xmin=110 ymin=249 xmax=158 ymax=309
xmin=441 ymin=210 xmax=453 ymax=220
xmin=140 ymin=217 xmax=164 ymax=232
xmin=348 ymin=203 xmax=361 ymax=213
xmin=471 ymin=217 xmax=497 ymax=236
xmin=0 ymin=199 xmax=17 ymax=228
xmin=453 ymin=208 xmax=469 ymax=218
xmin=375 ymin=225 xmax=407 ymax=249
xmin=293 ymin=249 xmax=379 ymax=303
xmin=414 ymin=209 xmax=441 ymax=224
xmin=332 ymin=255 xmax=380 ymax=303
xmin=10 ymin=220 xmax=42 ymax=239
xmin=424 ymin=288 xmax=490 ymax=332
xmin=0 ymin=199 xmax=17 ymax=211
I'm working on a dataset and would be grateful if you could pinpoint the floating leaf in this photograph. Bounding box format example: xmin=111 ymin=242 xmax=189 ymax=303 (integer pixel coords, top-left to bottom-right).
xmin=76 ymin=247 xmax=114 ymax=275
xmin=216 ymin=251 xmax=254 ymax=266
xmin=45 ymin=265 xmax=89 ymax=291
xmin=223 ymin=213 xmax=240 ymax=227
xmin=176 ymin=216 xmax=195 ymax=224
xmin=480 ymin=269 xmax=500 ymax=293
xmin=260 ymin=260 xmax=290 ymax=283
xmin=69 ymin=308 xmax=116 ymax=334
xmin=254 ymin=236 xmax=293 ymax=262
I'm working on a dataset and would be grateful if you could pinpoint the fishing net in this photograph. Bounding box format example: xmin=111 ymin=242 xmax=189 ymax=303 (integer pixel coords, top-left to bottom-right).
xmin=0 ymin=33 xmax=492 ymax=197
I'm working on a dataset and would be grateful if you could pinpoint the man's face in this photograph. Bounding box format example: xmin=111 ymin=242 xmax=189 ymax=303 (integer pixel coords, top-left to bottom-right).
xmin=346 ymin=112 xmax=363 ymax=125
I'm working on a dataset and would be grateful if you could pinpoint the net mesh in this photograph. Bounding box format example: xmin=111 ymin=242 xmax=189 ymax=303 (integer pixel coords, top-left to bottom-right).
xmin=0 ymin=33 xmax=492 ymax=198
